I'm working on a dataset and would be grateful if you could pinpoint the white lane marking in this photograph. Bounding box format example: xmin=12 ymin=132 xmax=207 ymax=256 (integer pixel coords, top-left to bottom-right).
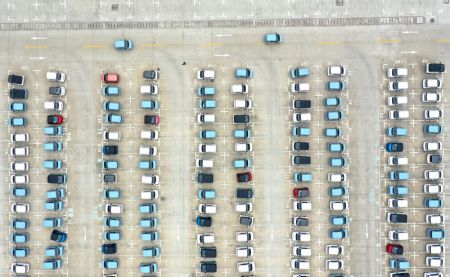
xmin=215 ymin=34 xmax=232 ymax=37
xmin=365 ymin=223 xmax=369 ymax=239
xmin=214 ymin=54 xmax=230 ymax=57
xmin=29 ymin=57 xmax=46 ymax=60
xmin=401 ymin=31 xmax=419 ymax=34
xmin=30 ymin=36 xmax=47 ymax=40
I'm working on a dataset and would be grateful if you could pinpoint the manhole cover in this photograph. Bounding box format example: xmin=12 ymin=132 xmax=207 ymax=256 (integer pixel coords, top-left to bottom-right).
xmin=111 ymin=4 xmax=119 ymax=11
xmin=336 ymin=0 xmax=344 ymax=6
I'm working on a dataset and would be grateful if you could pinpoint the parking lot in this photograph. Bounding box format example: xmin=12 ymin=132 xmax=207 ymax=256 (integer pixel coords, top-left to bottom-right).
xmin=1 ymin=23 xmax=450 ymax=277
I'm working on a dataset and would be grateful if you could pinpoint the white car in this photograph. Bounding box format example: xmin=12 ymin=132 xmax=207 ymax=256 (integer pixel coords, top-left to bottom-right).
xmin=11 ymin=133 xmax=29 ymax=142
xmin=140 ymin=85 xmax=158 ymax=95
xmin=326 ymin=259 xmax=344 ymax=270
xmin=425 ymin=256 xmax=444 ymax=267
xmin=291 ymin=83 xmax=310 ymax=93
xmin=291 ymin=259 xmax=309 ymax=269
xmin=387 ymin=156 xmax=408 ymax=166
xmin=424 ymin=109 xmax=443 ymax=119
xmin=330 ymin=200 xmax=348 ymax=211
xmin=11 ymin=203 xmax=30 ymax=214
xmin=293 ymin=112 xmax=311 ymax=122
xmin=292 ymin=246 xmax=311 ymax=256
xmin=197 ymin=233 xmax=215 ymax=244
xmin=387 ymin=67 xmax=408 ymax=78
xmin=196 ymin=159 xmax=213 ymax=168
xmin=231 ymin=84 xmax=248 ymax=94
xmin=46 ymin=71 xmax=65 ymax=82
xmin=141 ymin=190 xmax=159 ymax=200
xmin=198 ymin=204 xmax=216 ymax=214
xmin=423 ymin=272 xmax=443 ymax=277
xmin=235 ymin=142 xmax=252 ymax=152
xmin=140 ymin=130 xmax=158 ymax=140
xmin=328 ymin=173 xmax=347 ymax=182
xmin=10 ymin=162 xmax=29 ymax=172
xmin=199 ymin=144 xmax=216 ymax=153
xmin=424 ymin=170 xmax=443 ymax=180
xmin=105 ymin=203 xmax=123 ymax=214
xmin=388 ymin=81 xmax=408 ymax=91
xmin=139 ymin=146 xmax=157 ymax=156
xmin=10 ymin=147 xmax=29 ymax=157
xmin=423 ymin=142 xmax=442 ymax=151
xmin=426 ymin=243 xmax=444 ymax=254
xmin=424 ymin=184 xmax=443 ymax=194
xmin=236 ymin=231 xmax=254 ymax=242
xmin=388 ymin=198 xmax=408 ymax=208
xmin=11 ymin=262 xmax=29 ymax=274
xmin=293 ymin=201 xmax=312 ymax=211
xmin=326 ymin=244 xmax=344 ymax=255
xmin=423 ymin=79 xmax=442 ymax=89
xmin=426 ymin=214 xmax=444 ymax=224
xmin=44 ymin=101 xmax=64 ymax=111
xmin=197 ymin=114 xmax=215 ymax=123
xmin=328 ymin=65 xmax=347 ymax=76
xmin=234 ymin=99 xmax=252 ymax=109
xmin=389 ymin=110 xmax=409 ymax=120
xmin=387 ymin=96 xmax=407 ymax=106
xmin=237 ymin=262 xmax=255 ymax=273
xmin=236 ymin=247 xmax=254 ymax=257
xmin=197 ymin=69 xmax=215 ymax=80
xmin=422 ymin=92 xmax=441 ymax=103
xmin=388 ymin=230 xmax=408 ymax=241
xmin=11 ymin=175 xmax=29 ymax=185
xmin=235 ymin=203 xmax=253 ymax=212
xmin=292 ymin=231 xmax=310 ymax=242
xmin=141 ymin=175 xmax=159 ymax=185
xmin=103 ymin=131 xmax=121 ymax=141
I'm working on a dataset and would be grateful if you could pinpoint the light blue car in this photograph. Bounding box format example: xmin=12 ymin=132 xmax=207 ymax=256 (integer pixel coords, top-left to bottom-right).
xmin=264 ymin=33 xmax=282 ymax=44
xmin=43 ymin=159 xmax=63 ymax=169
xmin=141 ymin=231 xmax=159 ymax=241
xmin=389 ymin=258 xmax=409 ymax=270
xmin=10 ymin=102 xmax=27 ymax=112
xmin=140 ymin=218 xmax=158 ymax=228
xmin=44 ymin=126 xmax=63 ymax=136
xmin=103 ymin=160 xmax=119 ymax=170
xmin=326 ymin=111 xmax=343 ymax=121
xmin=45 ymin=201 xmax=64 ymax=211
xmin=11 ymin=232 xmax=29 ymax=243
xmin=43 ymin=258 xmax=62 ymax=270
xmin=387 ymin=185 xmax=408 ymax=195
xmin=198 ymin=189 xmax=215 ymax=199
xmin=103 ymin=101 xmax=121 ymax=111
xmin=139 ymin=203 xmax=157 ymax=214
xmin=327 ymin=81 xmax=345 ymax=91
xmin=324 ymin=97 xmax=341 ymax=107
xmin=103 ymin=259 xmax=119 ymax=269
xmin=46 ymin=189 xmax=66 ymax=199
xmin=234 ymin=129 xmax=251 ymax=138
xmin=328 ymin=143 xmax=345 ymax=152
xmin=11 ymin=247 xmax=29 ymax=257
xmin=329 ymin=186 xmax=347 ymax=197
xmin=114 ymin=39 xmax=133 ymax=50
xmin=198 ymin=86 xmax=216 ymax=96
xmin=43 ymin=217 xmax=63 ymax=228
xmin=199 ymin=130 xmax=216 ymax=139
xmin=424 ymin=124 xmax=442 ymax=134
xmin=424 ymin=198 xmax=443 ymax=208
xmin=329 ymin=229 xmax=348 ymax=239
xmin=292 ymin=127 xmax=311 ymax=136
xmin=139 ymin=160 xmax=157 ymax=170
xmin=140 ymin=262 xmax=158 ymax=273
xmin=9 ymin=117 xmax=27 ymax=126
xmin=330 ymin=215 xmax=348 ymax=226
xmin=235 ymin=68 xmax=253 ymax=78
xmin=104 ymin=217 xmax=121 ymax=228
xmin=329 ymin=157 xmax=347 ymax=167
xmin=105 ymin=114 xmax=123 ymax=124
xmin=233 ymin=159 xmax=251 ymax=168
xmin=293 ymin=172 xmax=313 ymax=182
xmin=142 ymin=247 xmax=161 ymax=257
xmin=199 ymin=100 xmax=216 ymax=109
xmin=45 ymin=246 xmax=64 ymax=257
xmin=324 ymin=128 xmax=340 ymax=137
xmin=103 ymin=189 xmax=120 ymax=199
xmin=102 ymin=86 xmax=120 ymax=96
xmin=12 ymin=187 xmax=29 ymax=197
xmin=140 ymin=100 xmax=159 ymax=109
xmin=104 ymin=231 xmax=121 ymax=241
xmin=389 ymin=171 xmax=409 ymax=181
xmin=291 ymin=67 xmax=310 ymax=78
xmin=427 ymin=228 xmax=446 ymax=240
xmin=386 ymin=127 xmax=408 ymax=137
xmin=12 ymin=219 xmax=29 ymax=229
xmin=44 ymin=141 xmax=63 ymax=152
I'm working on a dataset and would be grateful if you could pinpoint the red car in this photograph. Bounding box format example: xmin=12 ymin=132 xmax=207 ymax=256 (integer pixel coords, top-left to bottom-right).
xmin=144 ymin=115 xmax=160 ymax=125
xmin=293 ymin=187 xmax=310 ymax=198
xmin=102 ymin=73 xmax=119 ymax=83
xmin=386 ymin=244 xmax=403 ymax=255
xmin=47 ymin=115 xmax=63 ymax=125
xmin=237 ymin=172 xmax=252 ymax=183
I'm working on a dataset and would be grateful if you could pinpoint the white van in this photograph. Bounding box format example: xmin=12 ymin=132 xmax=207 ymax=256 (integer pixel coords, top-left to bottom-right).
xmin=140 ymin=85 xmax=158 ymax=95
xmin=10 ymin=147 xmax=29 ymax=157
xmin=291 ymin=259 xmax=309 ymax=270
xmin=196 ymin=159 xmax=213 ymax=168
xmin=199 ymin=144 xmax=216 ymax=153
xmin=197 ymin=114 xmax=215 ymax=123
xmin=291 ymin=83 xmax=310 ymax=93
xmin=231 ymin=84 xmax=248 ymax=94
xmin=11 ymin=175 xmax=29 ymax=185
xmin=11 ymin=133 xmax=29 ymax=142
xmin=235 ymin=143 xmax=252 ymax=152
xmin=197 ymin=69 xmax=215 ymax=80
xmin=141 ymin=175 xmax=159 ymax=185
xmin=293 ymin=201 xmax=312 ymax=211
xmin=327 ymin=173 xmax=347 ymax=182
xmin=236 ymin=231 xmax=254 ymax=242
xmin=141 ymin=189 xmax=159 ymax=199
xmin=292 ymin=246 xmax=311 ymax=256
xmin=388 ymin=230 xmax=408 ymax=241
xmin=198 ymin=204 xmax=216 ymax=214
xmin=140 ymin=130 xmax=159 ymax=140
xmin=326 ymin=245 xmax=344 ymax=255
xmin=387 ymin=156 xmax=408 ymax=166
xmin=389 ymin=110 xmax=409 ymax=120
xmin=234 ymin=99 xmax=252 ymax=109
xmin=44 ymin=101 xmax=64 ymax=111
xmin=236 ymin=247 xmax=254 ymax=257
xmin=139 ymin=146 xmax=157 ymax=156
xmin=235 ymin=203 xmax=253 ymax=212
xmin=197 ymin=233 xmax=215 ymax=244
xmin=292 ymin=231 xmax=310 ymax=242
xmin=103 ymin=131 xmax=121 ymax=141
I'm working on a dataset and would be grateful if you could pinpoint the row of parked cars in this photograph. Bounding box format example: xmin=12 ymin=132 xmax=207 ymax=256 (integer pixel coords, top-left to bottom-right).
xmin=9 ymin=71 xmax=68 ymax=274
xmin=384 ymin=63 xmax=446 ymax=277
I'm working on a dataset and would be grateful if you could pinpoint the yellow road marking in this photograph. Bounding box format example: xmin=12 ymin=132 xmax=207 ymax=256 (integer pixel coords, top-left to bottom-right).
xmin=142 ymin=43 xmax=163 ymax=47
xmin=24 ymin=45 xmax=48 ymax=49
xmin=378 ymin=39 xmax=400 ymax=43
xmin=434 ymin=38 xmax=450 ymax=43
xmin=319 ymin=41 xmax=342 ymax=45
xmin=203 ymin=42 xmax=224 ymax=47
xmin=83 ymin=44 xmax=106 ymax=48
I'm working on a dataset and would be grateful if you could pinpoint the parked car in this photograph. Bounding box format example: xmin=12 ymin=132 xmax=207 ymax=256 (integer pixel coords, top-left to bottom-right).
xmin=422 ymin=92 xmax=442 ymax=103
xmin=43 ymin=159 xmax=63 ymax=170
xmin=102 ymin=73 xmax=119 ymax=83
xmin=424 ymin=124 xmax=442 ymax=135
xmin=102 ymin=85 xmax=120 ymax=95
xmin=426 ymin=63 xmax=445 ymax=73
xmin=292 ymin=127 xmax=311 ymax=136
xmin=388 ymin=81 xmax=408 ymax=91
xmin=44 ymin=126 xmax=63 ymax=136
xmin=264 ymin=33 xmax=282 ymax=44
xmin=387 ymin=213 xmax=408 ymax=223
xmin=197 ymin=69 xmax=215 ymax=80
xmin=9 ymin=117 xmax=27 ymax=126
xmin=293 ymin=172 xmax=312 ymax=182
xmin=386 ymin=127 xmax=407 ymax=137
xmin=8 ymin=74 xmax=24 ymax=85
xmin=327 ymin=81 xmax=345 ymax=91
xmin=47 ymin=71 xmax=65 ymax=82
xmin=143 ymin=70 xmax=159 ymax=80
xmin=387 ymin=67 xmax=408 ymax=78
xmin=328 ymin=65 xmax=346 ymax=76
xmin=293 ymin=187 xmax=310 ymax=198
xmin=235 ymin=68 xmax=253 ymax=78
xmin=324 ymin=97 xmax=341 ymax=107
xmin=9 ymin=88 xmax=28 ymax=99
xmin=386 ymin=244 xmax=404 ymax=255
xmin=10 ymin=102 xmax=27 ymax=112
xmin=422 ymin=79 xmax=442 ymax=89
xmin=386 ymin=142 xmax=403 ymax=152
xmin=291 ymin=67 xmax=310 ymax=78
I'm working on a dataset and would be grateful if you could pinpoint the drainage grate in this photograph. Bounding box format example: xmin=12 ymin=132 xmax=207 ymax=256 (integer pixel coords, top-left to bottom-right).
xmin=336 ymin=0 xmax=344 ymax=6
xmin=111 ymin=4 xmax=119 ymax=11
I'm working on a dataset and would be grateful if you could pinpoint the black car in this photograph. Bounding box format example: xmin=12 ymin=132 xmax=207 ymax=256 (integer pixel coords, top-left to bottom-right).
xmin=9 ymin=88 xmax=28 ymax=99
xmin=293 ymin=141 xmax=309 ymax=151
xmin=236 ymin=188 xmax=253 ymax=199
xmin=144 ymin=115 xmax=159 ymax=125
xmin=48 ymin=174 xmax=66 ymax=184
xmin=427 ymin=154 xmax=442 ymax=164
xmin=102 ymin=243 xmax=117 ymax=254
xmin=388 ymin=273 xmax=410 ymax=277
xmin=196 ymin=216 xmax=212 ymax=227
xmin=8 ymin=74 xmax=24 ymax=85
xmin=292 ymin=155 xmax=311 ymax=165
xmin=233 ymin=114 xmax=251 ymax=124
xmin=239 ymin=215 xmax=254 ymax=226
xmin=103 ymin=174 xmax=117 ymax=183
xmin=103 ymin=145 xmax=119 ymax=155
xmin=200 ymin=262 xmax=217 ymax=273
xmin=47 ymin=115 xmax=63 ymax=125
xmin=388 ymin=213 xmax=407 ymax=223
xmin=50 ymin=230 xmax=67 ymax=242
xmin=197 ymin=173 xmax=214 ymax=184
xmin=49 ymin=86 xmax=65 ymax=96
xmin=236 ymin=172 xmax=252 ymax=183
xmin=293 ymin=217 xmax=309 ymax=226
xmin=143 ymin=70 xmax=158 ymax=80
xmin=426 ymin=63 xmax=445 ymax=73
xmin=293 ymin=100 xmax=311 ymax=109
xmin=200 ymin=247 xmax=217 ymax=258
